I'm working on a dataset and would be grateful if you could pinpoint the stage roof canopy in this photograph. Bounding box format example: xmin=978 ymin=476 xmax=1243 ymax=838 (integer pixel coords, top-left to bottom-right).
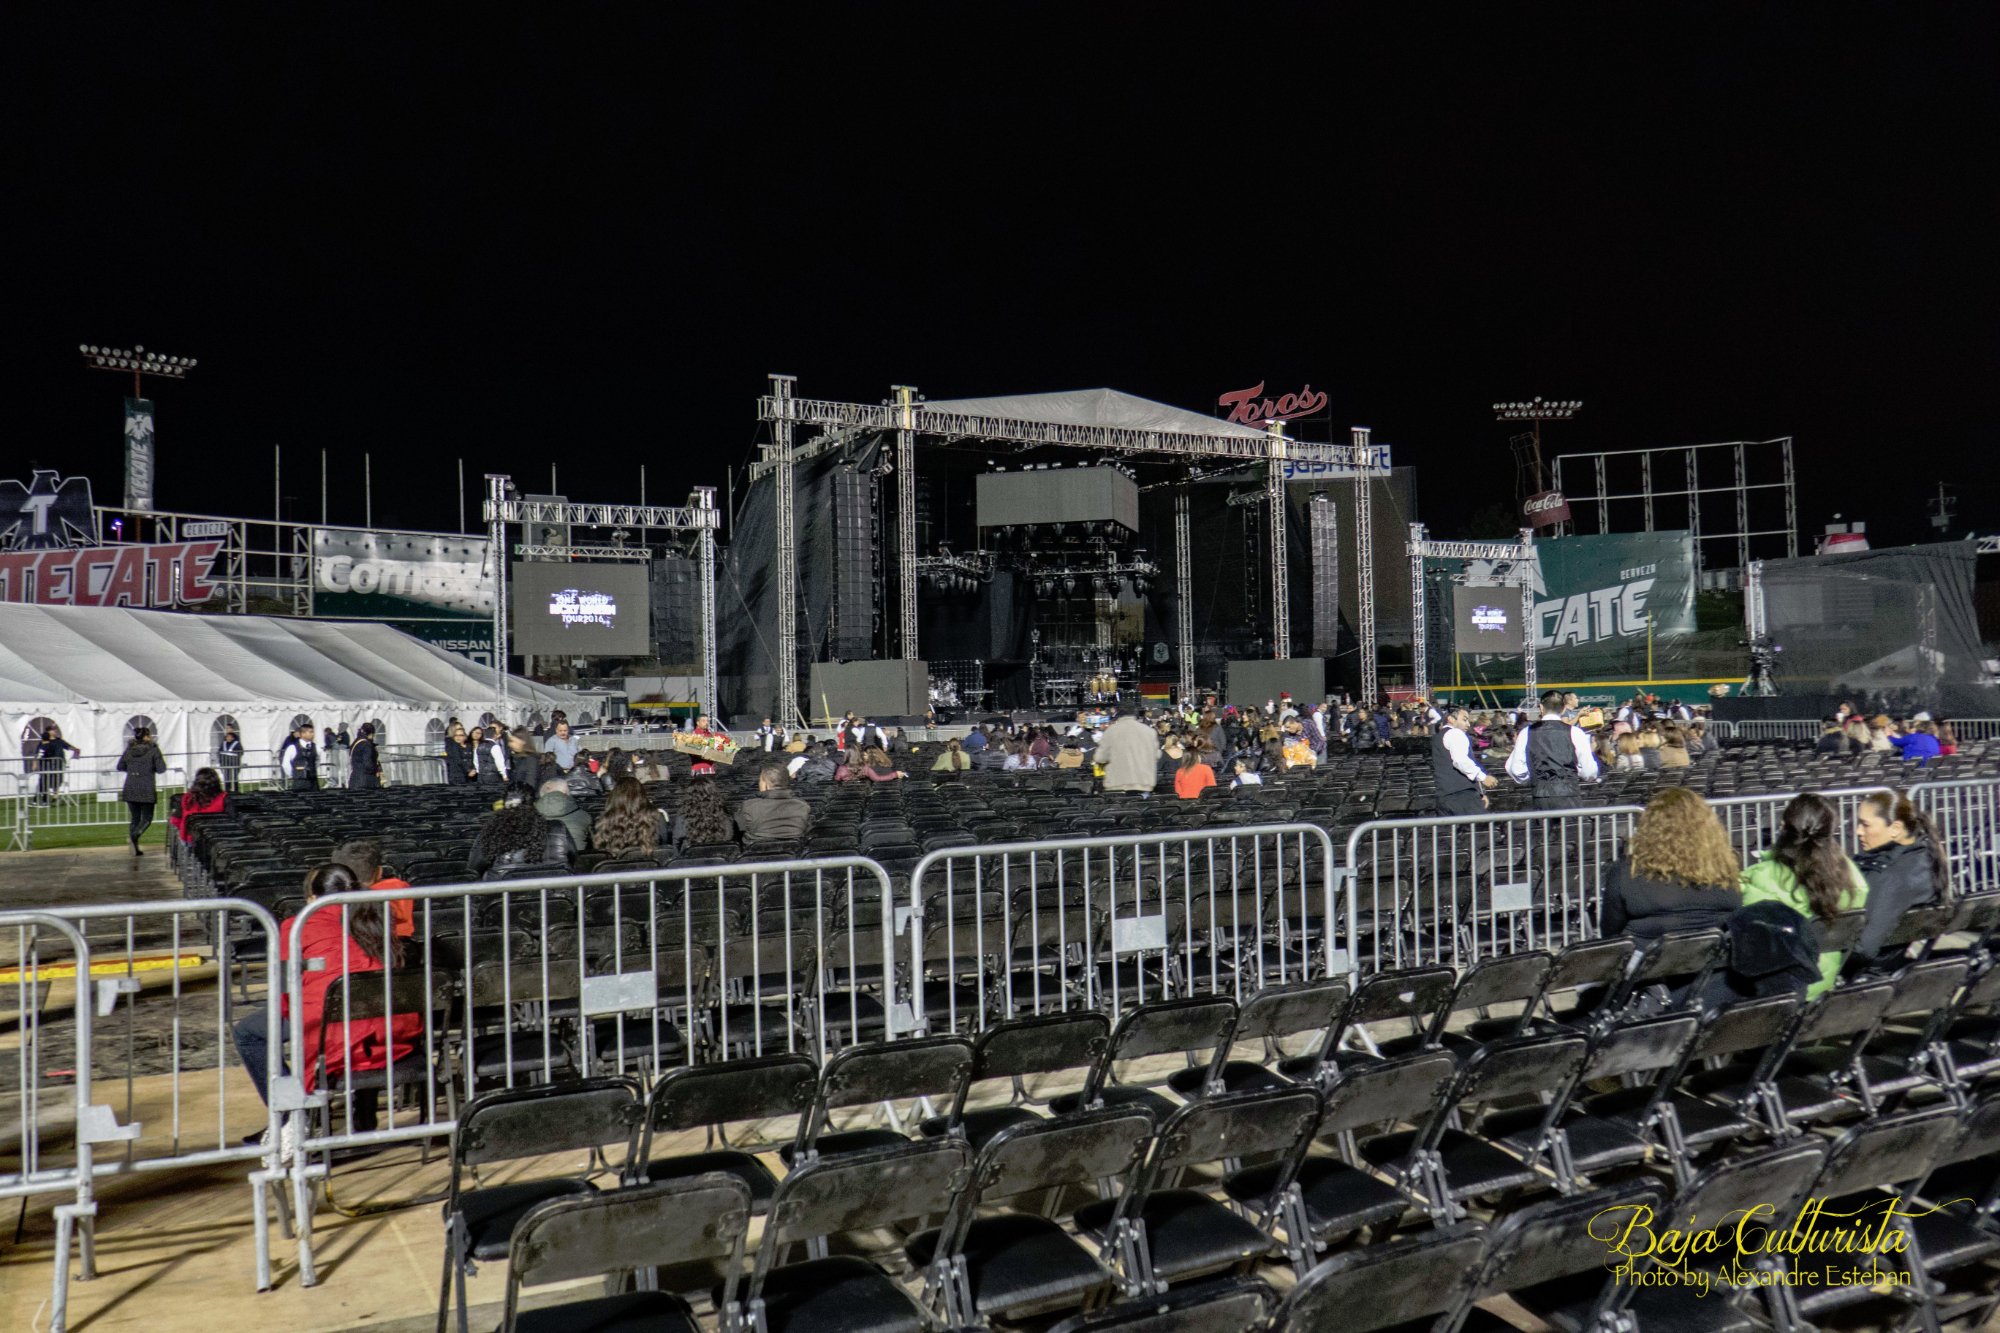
xmin=920 ymin=387 xmax=1269 ymax=441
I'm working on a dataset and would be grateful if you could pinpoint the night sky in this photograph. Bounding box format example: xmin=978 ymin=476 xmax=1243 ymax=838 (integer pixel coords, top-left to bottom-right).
xmin=10 ymin=6 xmax=1998 ymax=549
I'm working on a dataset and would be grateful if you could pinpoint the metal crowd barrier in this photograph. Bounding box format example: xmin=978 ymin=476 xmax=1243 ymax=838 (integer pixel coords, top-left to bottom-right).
xmin=1721 ymin=720 xmax=1822 ymax=743
xmin=4 ymin=755 xmax=291 ymax=850
xmin=3 ymin=901 xmax=289 ymax=1311
xmin=1340 ymin=806 xmax=1643 ymax=976
xmin=1708 ymin=786 xmax=1887 ymax=864
xmin=906 ymin=824 xmax=1343 ymax=1035
xmin=280 ymin=856 xmax=894 ymax=1285
xmin=1915 ymin=776 xmax=2000 ymax=897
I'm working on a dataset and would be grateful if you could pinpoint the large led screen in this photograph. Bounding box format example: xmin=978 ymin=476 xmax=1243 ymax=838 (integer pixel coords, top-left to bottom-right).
xmin=510 ymin=561 xmax=652 ymax=657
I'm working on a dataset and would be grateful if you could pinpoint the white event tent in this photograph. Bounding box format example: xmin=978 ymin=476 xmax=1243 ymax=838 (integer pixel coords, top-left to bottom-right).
xmin=0 ymin=602 xmax=589 ymax=762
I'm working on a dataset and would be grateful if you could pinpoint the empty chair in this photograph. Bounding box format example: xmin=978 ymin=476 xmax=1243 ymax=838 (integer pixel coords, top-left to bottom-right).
xmin=1797 ymin=956 xmax=1971 ymax=1111
xmin=1911 ymin=1094 xmax=2000 ymax=1328
xmin=634 ymin=1053 xmax=818 ymax=1214
xmin=437 ymin=1077 xmax=644 ymax=1333
xmin=909 ymin=1107 xmax=1156 ymax=1323
xmin=1164 ymin=977 xmax=1347 ymax=1099
xmin=1456 ymin=936 xmax=1637 ymax=1046
xmin=1045 ymin=1277 xmax=1276 ymax=1333
xmin=919 ymin=1010 xmax=1110 ymax=1148
xmin=788 ymin=1034 xmax=973 ymax=1163
xmin=1224 ymin=1050 xmax=1457 ymax=1269
xmin=494 ymin=1173 xmax=752 ymax=1333
xmin=1075 ymin=1085 xmax=1322 ymax=1293
xmin=1379 ymin=948 xmax=1551 ymax=1058
xmin=1359 ymin=1030 xmax=1588 ymax=1222
xmin=1050 ymin=995 xmax=1237 ymax=1118
xmin=1280 ymin=965 xmax=1456 ymax=1083
xmin=1455 ymin=1183 xmax=1668 ymax=1333
xmin=1267 ymin=1224 xmax=1488 ymax=1333
xmin=731 ymin=1139 xmax=971 ymax=1333
xmin=1687 ymin=978 xmax=1897 ymax=1134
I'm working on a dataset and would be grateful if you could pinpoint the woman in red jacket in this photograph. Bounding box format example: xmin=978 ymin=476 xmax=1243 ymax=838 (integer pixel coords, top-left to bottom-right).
xmin=233 ymin=863 xmax=422 ymax=1147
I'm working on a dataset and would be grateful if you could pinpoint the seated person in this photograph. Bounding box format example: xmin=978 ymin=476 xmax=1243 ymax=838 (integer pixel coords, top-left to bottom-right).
xmin=331 ymin=837 xmax=415 ymax=939
xmin=1601 ymin=789 xmax=1741 ymax=938
xmin=592 ymin=777 xmax=670 ymax=858
xmin=735 ymin=765 xmax=811 ymax=844
xmin=231 ymin=863 xmax=422 ymax=1152
xmin=1229 ymin=757 xmax=1263 ymax=788
xmin=1852 ymin=789 xmax=1951 ymax=964
xmin=1740 ymin=793 xmax=1870 ymax=998
xmin=169 ymin=766 xmax=233 ymax=842
xmin=467 ymin=783 xmax=574 ymax=876
xmin=670 ymin=771 xmax=738 ymax=849
xmin=535 ymin=776 xmax=594 ymax=853
xmin=932 ymin=738 xmax=972 ymax=773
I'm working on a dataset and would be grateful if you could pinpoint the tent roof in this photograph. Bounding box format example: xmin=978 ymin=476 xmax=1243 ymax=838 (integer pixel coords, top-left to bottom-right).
xmin=0 ymin=603 xmax=584 ymax=713
xmin=919 ymin=388 xmax=1270 ymax=441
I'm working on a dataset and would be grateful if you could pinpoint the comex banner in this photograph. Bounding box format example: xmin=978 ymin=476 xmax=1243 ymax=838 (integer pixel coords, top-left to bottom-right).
xmin=310 ymin=527 xmax=496 ymax=663
xmin=1446 ymin=530 xmax=1697 ymax=681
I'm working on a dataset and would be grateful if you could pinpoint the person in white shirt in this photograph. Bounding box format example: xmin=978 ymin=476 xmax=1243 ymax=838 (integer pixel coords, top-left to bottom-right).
xmin=1431 ymin=705 xmax=1498 ymax=815
xmin=1230 ymin=757 xmax=1264 ymax=788
xmin=1505 ymin=689 xmax=1601 ymax=810
xmin=753 ymin=717 xmax=786 ymax=752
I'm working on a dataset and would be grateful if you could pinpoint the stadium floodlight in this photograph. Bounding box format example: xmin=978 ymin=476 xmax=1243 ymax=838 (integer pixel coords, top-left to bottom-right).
xmin=1493 ymin=396 xmax=1583 ymax=503
xmin=81 ymin=341 xmax=197 ymax=395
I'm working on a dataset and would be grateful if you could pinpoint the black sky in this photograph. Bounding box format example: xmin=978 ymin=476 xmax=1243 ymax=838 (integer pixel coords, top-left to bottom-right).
xmin=9 ymin=5 xmax=1998 ymax=547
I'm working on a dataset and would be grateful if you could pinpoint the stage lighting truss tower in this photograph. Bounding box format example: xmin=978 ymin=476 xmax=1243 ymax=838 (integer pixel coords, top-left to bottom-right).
xmin=894 ymin=385 xmax=920 ymax=660
xmin=1406 ymin=524 xmax=1539 ymax=702
xmin=765 ymin=374 xmax=801 ymax=727
xmin=483 ymin=480 xmax=723 ymax=719
xmin=1352 ymin=427 xmax=1379 ymax=704
xmin=1265 ymin=422 xmax=1291 ymax=659
xmin=1175 ymin=489 xmax=1195 ymax=703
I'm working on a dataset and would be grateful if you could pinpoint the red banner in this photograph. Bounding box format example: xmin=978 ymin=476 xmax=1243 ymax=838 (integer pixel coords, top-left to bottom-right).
xmin=0 ymin=540 xmax=224 ymax=607
xmin=1218 ymin=381 xmax=1330 ymax=425
xmin=1523 ymin=491 xmax=1572 ymax=529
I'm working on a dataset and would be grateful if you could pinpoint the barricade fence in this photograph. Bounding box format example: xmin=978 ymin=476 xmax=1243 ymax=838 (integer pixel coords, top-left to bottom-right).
xmin=905 ymin=824 xmax=1342 ymax=1035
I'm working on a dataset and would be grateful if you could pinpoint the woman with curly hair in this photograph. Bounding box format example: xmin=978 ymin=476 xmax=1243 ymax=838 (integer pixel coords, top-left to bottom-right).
xmin=1601 ymin=788 xmax=1741 ymax=938
xmin=467 ymin=782 xmax=570 ymax=876
xmin=1741 ymin=792 xmax=1870 ymax=997
xmin=670 ymin=775 xmax=736 ymax=850
xmin=592 ymin=776 xmax=670 ymax=856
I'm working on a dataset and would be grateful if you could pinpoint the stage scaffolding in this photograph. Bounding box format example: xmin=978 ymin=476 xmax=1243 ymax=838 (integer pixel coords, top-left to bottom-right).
xmin=1407 ymin=524 xmax=1540 ymax=703
xmin=1551 ymin=437 xmax=1797 ymax=573
xmin=755 ymin=376 xmax=1392 ymax=724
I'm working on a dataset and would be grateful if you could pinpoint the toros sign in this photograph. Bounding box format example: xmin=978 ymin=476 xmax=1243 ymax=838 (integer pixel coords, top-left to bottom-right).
xmin=1218 ymin=381 xmax=1329 ymax=425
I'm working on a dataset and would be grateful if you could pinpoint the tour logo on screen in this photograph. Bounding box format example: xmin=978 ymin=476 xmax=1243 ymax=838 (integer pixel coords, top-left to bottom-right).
xmin=548 ymin=588 xmax=618 ymax=628
xmin=1469 ymin=604 xmax=1509 ymax=634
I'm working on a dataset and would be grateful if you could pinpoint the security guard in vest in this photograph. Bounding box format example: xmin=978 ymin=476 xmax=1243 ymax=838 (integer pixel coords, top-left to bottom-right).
xmin=1430 ymin=704 xmax=1497 ymax=816
xmin=1505 ymin=688 xmax=1601 ymax=810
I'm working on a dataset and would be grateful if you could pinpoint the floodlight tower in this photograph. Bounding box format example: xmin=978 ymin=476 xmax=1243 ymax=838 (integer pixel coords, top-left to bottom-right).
xmin=1492 ymin=397 xmax=1581 ymax=494
xmin=80 ymin=343 xmax=197 ymax=397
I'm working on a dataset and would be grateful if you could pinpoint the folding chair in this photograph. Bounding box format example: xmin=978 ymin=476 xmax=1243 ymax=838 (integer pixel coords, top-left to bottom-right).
xmin=1686 ymin=978 xmax=1897 ymax=1135
xmin=731 ymin=1139 xmax=971 ymax=1333
xmin=1268 ymin=1224 xmax=1488 ymax=1333
xmin=1507 ymin=1137 xmax=1826 ymax=1333
xmin=1044 ymin=1277 xmax=1275 ymax=1333
xmin=1164 ymin=977 xmax=1347 ymax=1098
xmin=918 ymin=1010 xmax=1109 ymax=1148
xmin=311 ymin=968 xmax=454 ymax=1216
xmin=1075 ymin=1085 xmax=1322 ymax=1294
xmin=1450 ymin=1183 xmax=1666 ymax=1333
xmin=1910 ymin=1094 xmax=2000 ymax=1329
xmin=1280 ymin=965 xmax=1456 ymax=1083
xmin=1224 ymin=1050 xmax=1457 ymax=1269
xmin=909 ymin=1106 xmax=1156 ymax=1324
xmin=1359 ymin=1030 xmax=1588 ymax=1222
xmin=437 ymin=1077 xmax=644 ymax=1333
xmin=1382 ymin=948 xmax=1551 ymax=1058
xmin=786 ymin=1034 xmax=973 ymax=1164
xmin=495 ymin=1173 xmax=751 ymax=1333
xmin=634 ymin=1052 xmax=818 ymax=1214
xmin=1456 ymin=936 xmax=1636 ymax=1045
xmin=1050 ymin=995 xmax=1237 ymax=1118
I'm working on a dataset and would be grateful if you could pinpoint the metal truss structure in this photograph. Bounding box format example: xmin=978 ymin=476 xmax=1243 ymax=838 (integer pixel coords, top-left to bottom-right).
xmin=1351 ymin=427 xmax=1380 ymax=704
xmin=1551 ymin=438 xmax=1797 ymax=572
xmin=1174 ymin=490 xmax=1195 ymax=702
xmin=1308 ymin=494 xmax=1339 ymax=658
xmin=758 ymin=375 xmax=1391 ymax=717
xmin=1408 ymin=523 xmax=1539 ymax=702
xmin=485 ymin=479 xmax=721 ymax=717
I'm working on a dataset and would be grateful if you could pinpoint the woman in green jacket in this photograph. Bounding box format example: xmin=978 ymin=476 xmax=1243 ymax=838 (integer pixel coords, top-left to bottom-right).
xmin=1738 ymin=793 xmax=1870 ymax=998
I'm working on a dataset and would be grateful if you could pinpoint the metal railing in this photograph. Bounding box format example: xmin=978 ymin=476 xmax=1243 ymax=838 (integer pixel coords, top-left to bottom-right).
xmin=1915 ymin=776 xmax=2000 ymax=897
xmin=3 ymin=759 xmax=292 ymax=850
xmin=279 ymin=856 xmax=895 ymax=1284
xmin=906 ymin=824 xmax=1344 ymax=1035
xmin=1340 ymin=807 xmax=1643 ymax=975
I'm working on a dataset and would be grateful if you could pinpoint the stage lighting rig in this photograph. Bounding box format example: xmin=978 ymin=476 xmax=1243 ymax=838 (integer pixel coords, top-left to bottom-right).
xmin=81 ymin=343 xmax=197 ymax=397
xmin=1493 ymin=397 xmax=1582 ymax=499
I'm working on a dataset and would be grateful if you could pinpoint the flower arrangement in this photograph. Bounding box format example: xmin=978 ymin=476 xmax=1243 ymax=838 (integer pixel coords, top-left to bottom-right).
xmin=672 ymin=731 xmax=740 ymax=765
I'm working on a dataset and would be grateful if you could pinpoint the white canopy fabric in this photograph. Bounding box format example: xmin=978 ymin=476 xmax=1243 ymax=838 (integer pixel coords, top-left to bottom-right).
xmin=0 ymin=602 xmax=587 ymax=762
xmin=920 ymin=388 xmax=1270 ymax=441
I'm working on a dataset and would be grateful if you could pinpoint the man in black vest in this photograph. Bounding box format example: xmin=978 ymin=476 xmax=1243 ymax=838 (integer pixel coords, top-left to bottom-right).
xmin=1430 ymin=705 xmax=1497 ymax=816
xmin=1505 ymin=689 xmax=1600 ymax=810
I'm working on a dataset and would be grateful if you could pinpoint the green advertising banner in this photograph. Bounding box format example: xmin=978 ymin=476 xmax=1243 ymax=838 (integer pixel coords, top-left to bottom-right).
xmin=1440 ymin=530 xmax=1701 ymax=692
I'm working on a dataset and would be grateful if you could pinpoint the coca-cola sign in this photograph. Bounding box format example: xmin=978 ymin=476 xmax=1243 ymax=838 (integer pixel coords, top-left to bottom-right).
xmin=1218 ymin=381 xmax=1329 ymax=425
xmin=1523 ymin=490 xmax=1572 ymax=529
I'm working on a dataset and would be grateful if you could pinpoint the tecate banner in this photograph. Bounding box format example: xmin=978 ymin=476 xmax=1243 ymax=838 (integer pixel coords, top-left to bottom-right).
xmin=310 ymin=528 xmax=494 ymax=620
xmin=124 ymin=397 xmax=156 ymax=512
xmin=0 ymin=540 xmax=223 ymax=606
xmin=1522 ymin=490 xmax=1571 ymax=528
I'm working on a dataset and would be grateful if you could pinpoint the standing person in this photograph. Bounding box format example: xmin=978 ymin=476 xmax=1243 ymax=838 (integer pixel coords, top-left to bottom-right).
xmin=1098 ymin=701 xmax=1162 ymax=794
xmin=1504 ymin=689 xmax=1601 ymax=810
xmin=443 ymin=722 xmax=476 ymax=786
xmin=280 ymin=723 xmax=321 ymax=790
xmin=117 ymin=726 xmax=167 ymax=856
xmin=1739 ymin=793 xmax=1871 ymax=998
xmin=504 ymin=727 xmax=541 ymax=787
xmin=348 ymin=723 xmax=381 ymax=790
xmin=32 ymin=723 xmax=81 ymax=805
xmin=753 ymin=717 xmax=786 ymax=752
xmin=1430 ymin=705 xmax=1498 ymax=816
xmin=545 ymin=720 xmax=580 ymax=773
xmin=324 ymin=723 xmax=351 ymax=790
xmin=217 ymin=725 xmax=244 ymax=793
xmin=475 ymin=725 xmax=507 ymax=788
xmin=1852 ymin=790 xmax=1951 ymax=964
